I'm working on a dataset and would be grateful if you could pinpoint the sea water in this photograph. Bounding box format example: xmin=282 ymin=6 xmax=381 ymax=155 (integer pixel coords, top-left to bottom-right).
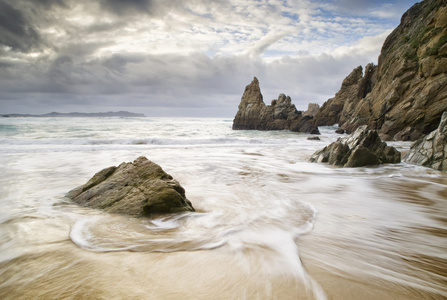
xmin=0 ymin=117 xmax=446 ymax=299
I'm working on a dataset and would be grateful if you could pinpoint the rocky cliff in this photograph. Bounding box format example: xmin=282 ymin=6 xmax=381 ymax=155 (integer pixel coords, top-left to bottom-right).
xmin=232 ymin=77 xmax=319 ymax=133
xmin=314 ymin=0 xmax=447 ymax=141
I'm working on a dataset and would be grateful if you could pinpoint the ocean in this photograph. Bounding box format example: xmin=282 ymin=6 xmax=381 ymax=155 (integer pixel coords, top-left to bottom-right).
xmin=0 ymin=117 xmax=446 ymax=299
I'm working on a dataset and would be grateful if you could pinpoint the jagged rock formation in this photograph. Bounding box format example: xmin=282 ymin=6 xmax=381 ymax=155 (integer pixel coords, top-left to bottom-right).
xmin=404 ymin=111 xmax=447 ymax=170
xmin=309 ymin=125 xmax=401 ymax=167
xmin=313 ymin=0 xmax=447 ymax=141
xmin=232 ymin=77 xmax=319 ymax=134
xmin=66 ymin=156 xmax=195 ymax=216
xmin=303 ymin=103 xmax=320 ymax=117
xmin=314 ymin=64 xmax=377 ymax=127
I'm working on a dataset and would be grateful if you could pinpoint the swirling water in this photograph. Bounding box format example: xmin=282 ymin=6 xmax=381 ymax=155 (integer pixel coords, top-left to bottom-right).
xmin=0 ymin=117 xmax=446 ymax=299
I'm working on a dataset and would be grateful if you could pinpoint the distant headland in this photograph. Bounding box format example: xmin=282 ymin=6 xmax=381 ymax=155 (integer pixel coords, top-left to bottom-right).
xmin=1 ymin=111 xmax=146 ymax=118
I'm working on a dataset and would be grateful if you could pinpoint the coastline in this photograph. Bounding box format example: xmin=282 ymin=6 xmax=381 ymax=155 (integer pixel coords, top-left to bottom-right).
xmin=0 ymin=117 xmax=445 ymax=299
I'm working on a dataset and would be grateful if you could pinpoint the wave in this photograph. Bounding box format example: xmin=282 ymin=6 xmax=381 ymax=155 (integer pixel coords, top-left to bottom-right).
xmin=70 ymin=213 xmax=227 ymax=252
xmin=69 ymin=198 xmax=317 ymax=254
xmin=0 ymin=136 xmax=320 ymax=148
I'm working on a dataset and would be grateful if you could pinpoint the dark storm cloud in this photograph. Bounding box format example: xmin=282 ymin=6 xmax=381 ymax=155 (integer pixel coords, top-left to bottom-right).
xmin=85 ymin=20 xmax=129 ymax=34
xmin=32 ymin=0 xmax=68 ymax=8
xmin=102 ymin=53 xmax=146 ymax=74
xmin=0 ymin=1 xmax=40 ymax=52
xmin=100 ymin=0 xmax=157 ymax=15
xmin=0 ymin=0 xmax=71 ymax=53
xmin=98 ymin=0 xmax=227 ymax=17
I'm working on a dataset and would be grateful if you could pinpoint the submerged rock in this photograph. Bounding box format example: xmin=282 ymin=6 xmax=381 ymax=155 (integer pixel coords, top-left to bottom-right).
xmin=309 ymin=125 xmax=401 ymax=167
xmin=307 ymin=136 xmax=321 ymax=141
xmin=404 ymin=111 xmax=447 ymax=171
xmin=232 ymin=77 xmax=319 ymax=134
xmin=66 ymin=156 xmax=195 ymax=216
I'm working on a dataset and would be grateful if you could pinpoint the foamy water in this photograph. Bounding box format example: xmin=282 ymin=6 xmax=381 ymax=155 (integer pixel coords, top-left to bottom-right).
xmin=0 ymin=117 xmax=446 ymax=299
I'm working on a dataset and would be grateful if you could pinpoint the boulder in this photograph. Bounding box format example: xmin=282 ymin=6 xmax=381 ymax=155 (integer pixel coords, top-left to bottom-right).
xmin=309 ymin=125 xmax=401 ymax=167
xmin=232 ymin=77 xmax=319 ymax=134
xmin=404 ymin=111 xmax=447 ymax=171
xmin=66 ymin=156 xmax=195 ymax=216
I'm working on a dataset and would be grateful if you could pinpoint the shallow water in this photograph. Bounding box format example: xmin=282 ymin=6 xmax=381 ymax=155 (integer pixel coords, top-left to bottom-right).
xmin=0 ymin=117 xmax=446 ymax=299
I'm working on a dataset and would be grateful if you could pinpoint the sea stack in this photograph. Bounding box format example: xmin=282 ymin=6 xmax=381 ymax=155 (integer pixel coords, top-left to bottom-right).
xmin=232 ymin=77 xmax=319 ymax=134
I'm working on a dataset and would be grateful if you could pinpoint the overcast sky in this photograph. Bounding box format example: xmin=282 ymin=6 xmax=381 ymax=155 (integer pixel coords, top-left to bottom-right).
xmin=0 ymin=0 xmax=419 ymax=117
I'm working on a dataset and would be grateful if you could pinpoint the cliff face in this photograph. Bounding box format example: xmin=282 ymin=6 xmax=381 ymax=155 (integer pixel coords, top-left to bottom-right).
xmin=314 ymin=64 xmax=377 ymax=127
xmin=232 ymin=77 xmax=319 ymax=133
xmin=314 ymin=0 xmax=447 ymax=140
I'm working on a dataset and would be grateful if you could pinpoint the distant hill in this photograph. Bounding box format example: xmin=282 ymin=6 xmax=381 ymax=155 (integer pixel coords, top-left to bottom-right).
xmin=1 ymin=111 xmax=146 ymax=118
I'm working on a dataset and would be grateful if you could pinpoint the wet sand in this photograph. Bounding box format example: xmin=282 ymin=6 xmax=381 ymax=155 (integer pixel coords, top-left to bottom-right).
xmin=299 ymin=175 xmax=447 ymax=300
xmin=1 ymin=239 xmax=444 ymax=300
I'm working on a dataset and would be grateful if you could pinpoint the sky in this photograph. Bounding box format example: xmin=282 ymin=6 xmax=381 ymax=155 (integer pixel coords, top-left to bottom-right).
xmin=0 ymin=0 xmax=420 ymax=117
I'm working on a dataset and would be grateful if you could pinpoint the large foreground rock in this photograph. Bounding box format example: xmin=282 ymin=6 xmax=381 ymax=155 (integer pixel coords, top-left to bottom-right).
xmin=309 ymin=126 xmax=401 ymax=167
xmin=232 ymin=77 xmax=319 ymax=134
xmin=66 ymin=156 xmax=195 ymax=216
xmin=404 ymin=111 xmax=447 ymax=170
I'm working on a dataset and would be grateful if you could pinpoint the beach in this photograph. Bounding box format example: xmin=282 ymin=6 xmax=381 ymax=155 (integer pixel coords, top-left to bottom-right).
xmin=0 ymin=117 xmax=446 ymax=299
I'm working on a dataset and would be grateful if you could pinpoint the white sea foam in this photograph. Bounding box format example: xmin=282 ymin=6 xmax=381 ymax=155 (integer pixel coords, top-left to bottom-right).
xmin=1 ymin=117 xmax=447 ymax=299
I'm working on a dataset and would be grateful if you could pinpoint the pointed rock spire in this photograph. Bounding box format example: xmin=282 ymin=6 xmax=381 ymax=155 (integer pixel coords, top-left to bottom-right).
xmin=232 ymin=77 xmax=319 ymax=133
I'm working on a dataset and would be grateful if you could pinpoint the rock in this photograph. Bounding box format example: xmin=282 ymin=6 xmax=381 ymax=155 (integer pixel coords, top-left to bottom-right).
xmin=303 ymin=103 xmax=320 ymax=117
xmin=309 ymin=125 xmax=401 ymax=167
xmin=404 ymin=111 xmax=447 ymax=170
xmin=393 ymin=126 xmax=424 ymax=141
xmin=232 ymin=77 xmax=319 ymax=134
xmin=313 ymin=0 xmax=447 ymax=140
xmin=66 ymin=156 xmax=195 ymax=216
xmin=307 ymin=136 xmax=321 ymax=141
xmin=313 ymin=65 xmax=374 ymax=127
xmin=335 ymin=128 xmax=345 ymax=134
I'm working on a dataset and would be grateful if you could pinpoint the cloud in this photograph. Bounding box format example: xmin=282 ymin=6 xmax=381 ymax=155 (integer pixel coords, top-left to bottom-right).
xmin=0 ymin=1 xmax=41 ymax=52
xmin=98 ymin=0 xmax=169 ymax=16
xmin=0 ymin=0 xmax=419 ymax=116
xmin=246 ymin=31 xmax=290 ymax=57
